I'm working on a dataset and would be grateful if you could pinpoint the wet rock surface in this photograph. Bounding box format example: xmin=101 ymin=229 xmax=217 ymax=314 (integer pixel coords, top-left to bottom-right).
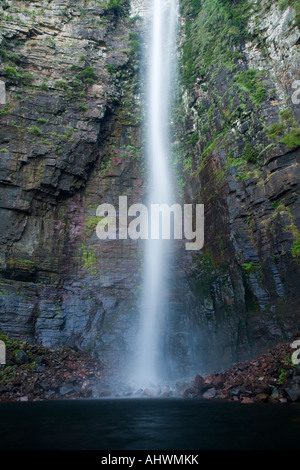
xmin=0 ymin=0 xmax=149 ymax=370
xmin=0 ymin=332 xmax=105 ymax=402
xmin=183 ymin=338 xmax=300 ymax=404
xmin=2 ymin=334 xmax=300 ymax=404
xmin=0 ymin=0 xmax=299 ymax=383
xmin=0 ymin=0 xmax=195 ymax=381
xmin=0 ymin=330 xmax=190 ymax=401
xmin=175 ymin=0 xmax=300 ymax=373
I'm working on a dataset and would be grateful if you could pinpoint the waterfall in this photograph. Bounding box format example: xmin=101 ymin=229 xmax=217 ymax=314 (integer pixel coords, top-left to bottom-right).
xmin=131 ymin=0 xmax=179 ymax=388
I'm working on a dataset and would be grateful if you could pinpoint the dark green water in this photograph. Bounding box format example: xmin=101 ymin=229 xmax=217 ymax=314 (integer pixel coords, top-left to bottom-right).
xmin=0 ymin=398 xmax=300 ymax=450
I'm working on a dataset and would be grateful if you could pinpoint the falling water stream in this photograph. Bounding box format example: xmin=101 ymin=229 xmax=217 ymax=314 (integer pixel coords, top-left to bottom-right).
xmin=1 ymin=2 xmax=300 ymax=453
xmin=131 ymin=0 xmax=179 ymax=388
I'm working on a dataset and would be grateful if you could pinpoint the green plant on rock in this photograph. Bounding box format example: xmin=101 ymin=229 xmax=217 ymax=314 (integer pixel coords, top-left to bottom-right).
xmin=202 ymin=135 xmax=221 ymax=158
xmin=279 ymin=109 xmax=293 ymax=121
xmin=78 ymin=102 xmax=89 ymax=111
xmin=40 ymin=82 xmax=49 ymax=90
xmin=280 ymin=128 xmax=300 ymax=148
xmin=291 ymin=235 xmax=300 ymax=259
xmin=179 ymin=0 xmax=251 ymax=89
xmin=236 ymin=169 xmax=260 ymax=182
xmin=188 ymin=132 xmax=200 ymax=145
xmin=279 ymin=0 xmax=300 ymax=26
xmin=106 ymin=0 xmax=128 ymax=16
xmin=0 ymin=366 xmax=15 ymax=384
xmin=4 ymin=66 xmax=19 ymax=81
xmin=29 ymin=125 xmax=42 ymax=137
xmin=278 ymin=368 xmax=287 ymax=385
xmin=271 ymin=199 xmax=282 ymax=210
xmin=55 ymin=80 xmax=69 ymax=90
xmin=267 ymin=123 xmax=285 ymax=139
xmin=80 ymin=245 xmax=98 ymax=275
xmin=273 ymin=204 xmax=287 ymax=220
xmin=0 ymin=104 xmax=10 ymax=116
xmin=241 ymin=142 xmax=259 ymax=164
xmin=243 ymin=262 xmax=261 ymax=274
xmin=99 ymin=158 xmax=112 ymax=174
xmin=183 ymin=0 xmax=202 ymax=17
xmin=0 ymin=331 xmax=22 ymax=352
xmin=277 ymin=355 xmax=295 ymax=384
xmin=283 ymin=354 xmax=295 ymax=367
xmin=234 ymin=69 xmax=267 ymax=106
xmin=21 ymin=71 xmax=34 ymax=86
xmin=85 ymin=214 xmax=104 ymax=235
xmin=77 ymin=67 xmax=97 ymax=84
xmin=181 ymin=39 xmax=196 ymax=89
xmin=284 ymin=216 xmax=300 ymax=259
xmin=71 ymin=79 xmax=84 ymax=91
xmin=106 ymin=64 xmax=116 ymax=75
xmin=0 ymin=330 xmax=43 ymax=384
xmin=128 ymin=31 xmax=142 ymax=66
xmin=0 ymin=47 xmax=8 ymax=60
xmin=267 ymin=108 xmax=299 ymax=148
xmin=4 ymin=65 xmax=34 ymax=86
xmin=196 ymin=251 xmax=227 ymax=296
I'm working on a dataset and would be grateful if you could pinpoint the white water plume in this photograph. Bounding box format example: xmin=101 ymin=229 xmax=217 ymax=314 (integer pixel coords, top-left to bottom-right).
xmin=131 ymin=0 xmax=179 ymax=388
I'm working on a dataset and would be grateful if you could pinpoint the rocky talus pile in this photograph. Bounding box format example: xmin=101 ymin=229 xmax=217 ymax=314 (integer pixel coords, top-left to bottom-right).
xmin=184 ymin=339 xmax=300 ymax=404
xmin=1 ymin=333 xmax=300 ymax=403
xmin=0 ymin=333 xmax=105 ymax=402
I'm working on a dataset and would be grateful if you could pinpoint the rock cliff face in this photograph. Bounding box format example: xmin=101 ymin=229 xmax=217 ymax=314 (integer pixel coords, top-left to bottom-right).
xmin=0 ymin=0 xmax=148 ymax=371
xmin=174 ymin=0 xmax=300 ymax=374
xmin=0 ymin=0 xmax=299 ymax=379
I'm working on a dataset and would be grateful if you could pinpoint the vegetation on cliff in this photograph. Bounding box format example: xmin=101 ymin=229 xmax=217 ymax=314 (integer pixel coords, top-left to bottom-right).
xmin=0 ymin=0 xmax=144 ymax=366
xmin=172 ymin=0 xmax=300 ymax=371
xmin=0 ymin=0 xmax=299 ymax=380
